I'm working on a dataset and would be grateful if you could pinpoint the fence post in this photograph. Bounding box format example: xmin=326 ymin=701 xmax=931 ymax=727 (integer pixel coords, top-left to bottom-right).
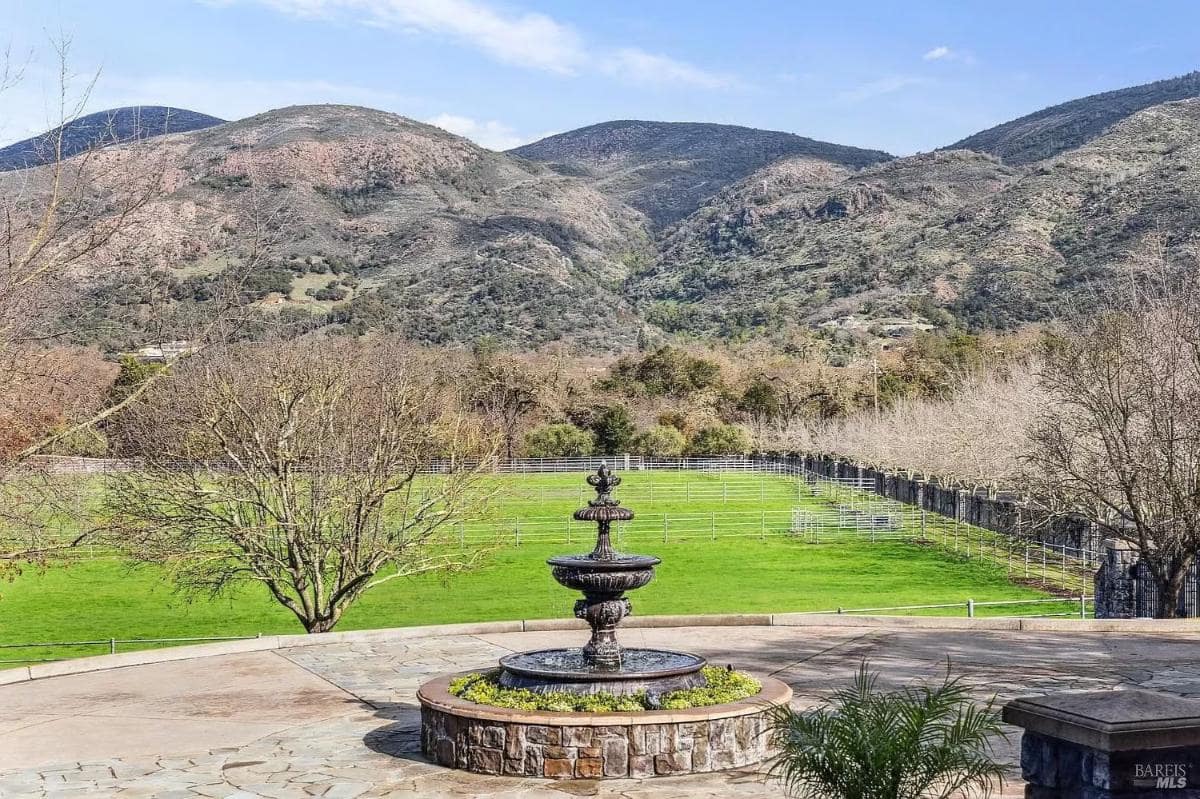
xmin=967 ymin=599 xmax=975 ymax=618
xmin=109 ymin=637 xmax=116 ymax=655
xmin=663 ymin=515 xmax=668 ymax=544
xmin=760 ymin=510 xmax=766 ymax=540
xmin=1080 ymin=594 xmax=1087 ymax=620
xmin=711 ymin=512 xmax=716 ymax=541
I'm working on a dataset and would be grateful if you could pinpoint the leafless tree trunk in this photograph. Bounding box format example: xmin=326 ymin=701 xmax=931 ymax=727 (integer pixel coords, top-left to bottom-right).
xmin=470 ymin=353 xmax=542 ymax=460
xmin=105 ymin=338 xmax=499 ymax=633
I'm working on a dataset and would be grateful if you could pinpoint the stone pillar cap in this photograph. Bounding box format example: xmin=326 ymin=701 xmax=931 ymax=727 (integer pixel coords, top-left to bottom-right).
xmin=1102 ymin=538 xmax=1138 ymax=550
xmin=1003 ymin=689 xmax=1200 ymax=752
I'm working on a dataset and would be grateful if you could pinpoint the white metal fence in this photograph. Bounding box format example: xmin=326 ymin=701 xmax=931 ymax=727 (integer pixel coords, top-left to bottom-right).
xmin=0 ymin=596 xmax=1099 ymax=665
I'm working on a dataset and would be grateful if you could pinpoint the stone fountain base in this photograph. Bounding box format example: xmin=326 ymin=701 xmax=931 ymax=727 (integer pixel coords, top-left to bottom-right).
xmin=417 ymin=672 xmax=791 ymax=779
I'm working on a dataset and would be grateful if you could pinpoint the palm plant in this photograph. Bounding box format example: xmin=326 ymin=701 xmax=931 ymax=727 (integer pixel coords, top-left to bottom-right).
xmin=768 ymin=662 xmax=1006 ymax=799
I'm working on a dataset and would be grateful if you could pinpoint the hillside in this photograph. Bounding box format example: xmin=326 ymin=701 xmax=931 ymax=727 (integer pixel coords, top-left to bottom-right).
xmin=633 ymin=99 xmax=1200 ymax=336
xmin=14 ymin=78 xmax=1200 ymax=352
xmin=10 ymin=105 xmax=653 ymax=350
xmin=947 ymin=71 xmax=1200 ymax=164
xmin=0 ymin=106 xmax=225 ymax=172
xmin=510 ymin=120 xmax=892 ymax=229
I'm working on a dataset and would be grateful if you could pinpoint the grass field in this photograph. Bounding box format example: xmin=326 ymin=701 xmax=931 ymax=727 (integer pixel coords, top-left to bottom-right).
xmin=0 ymin=470 xmax=1068 ymax=665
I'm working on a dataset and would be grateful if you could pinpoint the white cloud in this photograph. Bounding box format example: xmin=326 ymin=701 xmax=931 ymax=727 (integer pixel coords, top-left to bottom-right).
xmin=601 ymin=48 xmax=739 ymax=90
xmin=426 ymin=113 xmax=544 ymax=150
xmin=922 ymin=46 xmax=975 ymax=65
xmin=838 ymin=75 xmax=925 ymax=103
xmin=232 ymin=0 xmax=586 ymax=74
xmin=209 ymin=0 xmax=741 ymax=89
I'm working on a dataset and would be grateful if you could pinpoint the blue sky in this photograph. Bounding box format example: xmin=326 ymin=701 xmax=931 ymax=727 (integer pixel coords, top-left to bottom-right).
xmin=3 ymin=0 xmax=1199 ymax=154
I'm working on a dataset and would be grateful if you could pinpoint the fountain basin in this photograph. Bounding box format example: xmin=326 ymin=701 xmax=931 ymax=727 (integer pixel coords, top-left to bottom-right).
xmin=498 ymin=647 xmax=707 ymax=695
xmin=419 ymin=671 xmax=791 ymax=779
xmin=549 ymin=563 xmax=656 ymax=594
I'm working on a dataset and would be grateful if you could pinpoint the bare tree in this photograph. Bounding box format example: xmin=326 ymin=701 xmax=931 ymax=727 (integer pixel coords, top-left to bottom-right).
xmin=0 ymin=39 xmax=169 ymax=571
xmin=814 ymin=365 xmax=1044 ymax=492
xmin=470 ymin=353 xmax=543 ymax=460
xmin=105 ymin=338 xmax=499 ymax=633
xmin=0 ymin=38 xmax=297 ymax=572
xmin=1026 ymin=258 xmax=1200 ymax=617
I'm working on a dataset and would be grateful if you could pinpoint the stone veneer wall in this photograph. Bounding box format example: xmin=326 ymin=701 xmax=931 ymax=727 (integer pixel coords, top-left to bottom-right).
xmin=420 ymin=704 xmax=772 ymax=779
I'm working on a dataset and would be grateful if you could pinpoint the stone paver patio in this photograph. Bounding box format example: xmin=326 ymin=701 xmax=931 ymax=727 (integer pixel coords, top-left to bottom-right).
xmin=3 ymin=622 xmax=1200 ymax=797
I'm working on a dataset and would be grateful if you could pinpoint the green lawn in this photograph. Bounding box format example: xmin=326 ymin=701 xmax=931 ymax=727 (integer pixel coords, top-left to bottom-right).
xmin=0 ymin=470 xmax=1063 ymax=665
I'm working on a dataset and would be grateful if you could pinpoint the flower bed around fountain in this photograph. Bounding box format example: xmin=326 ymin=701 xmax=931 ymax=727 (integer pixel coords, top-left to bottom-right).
xmin=419 ymin=671 xmax=792 ymax=779
xmin=415 ymin=464 xmax=793 ymax=779
xmin=450 ymin=665 xmax=761 ymax=712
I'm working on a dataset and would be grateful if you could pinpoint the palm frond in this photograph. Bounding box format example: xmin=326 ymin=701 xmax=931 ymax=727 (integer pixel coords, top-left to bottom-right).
xmin=768 ymin=660 xmax=1007 ymax=799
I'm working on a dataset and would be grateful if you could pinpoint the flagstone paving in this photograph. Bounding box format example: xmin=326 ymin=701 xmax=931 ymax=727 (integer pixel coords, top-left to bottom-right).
xmin=4 ymin=624 xmax=1200 ymax=797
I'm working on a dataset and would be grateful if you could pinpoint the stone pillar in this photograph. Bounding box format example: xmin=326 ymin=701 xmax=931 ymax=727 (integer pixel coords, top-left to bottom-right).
xmin=1094 ymin=538 xmax=1140 ymax=619
xmin=1004 ymin=689 xmax=1200 ymax=797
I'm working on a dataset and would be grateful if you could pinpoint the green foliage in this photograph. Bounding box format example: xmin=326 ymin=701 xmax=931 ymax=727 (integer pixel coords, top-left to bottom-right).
xmin=658 ymin=666 xmax=762 ymax=710
xmin=738 ymin=378 xmax=780 ymax=422
xmin=629 ymin=425 xmax=686 ymax=457
xmin=688 ymin=424 xmax=751 ymax=455
xmin=589 ymin=404 xmax=636 ymax=455
xmin=769 ymin=662 xmax=1005 ymax=799
xmin=109 ymin=355 xmax=166 ymax=402
xmin=43 ymin=426 xmax=108 ymax=457
xmin=449 ymin=666 xmax=761 ymax=712
xmin=880 ymin=332 xmax=993 ymax=401
xmin=307 ymin=281 xmax=348 ymax=302
xmin=523 ymin=424 xmax=595 ymax=457
xmin=603 ymin=346 xmax=721 ymax=397
xmin=656 ymin=411 xmax=687 ymax=431
xmin=172 ymin=264 xmax=294 ymax=303
xmin=199 ymin=173 xmax=251 ymax=190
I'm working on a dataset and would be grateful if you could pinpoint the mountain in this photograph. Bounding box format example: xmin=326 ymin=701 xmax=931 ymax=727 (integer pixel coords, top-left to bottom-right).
xmin=0 ymin=106 xmax=225 ymax=172
xmin=510 ymin=121 xmax=893 ymax=229
xmin=947 ymin=71 xmax=1200 ymax=164
xmin=10 ymin=105 xmax=653 ymax=350
xmin=632 ymin=99 xmax=1200 ymax=336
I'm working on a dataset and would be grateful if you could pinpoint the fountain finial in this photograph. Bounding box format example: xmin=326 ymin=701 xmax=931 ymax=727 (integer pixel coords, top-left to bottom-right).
xmin=573 ymin=463 xmax=634 ymax=559
xmin=586 ymin=461 xmax=621 ymax=507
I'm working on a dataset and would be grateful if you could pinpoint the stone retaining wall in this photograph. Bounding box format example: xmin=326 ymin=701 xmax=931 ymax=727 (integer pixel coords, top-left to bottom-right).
xmin=417 ymin=674 xmax=790 ymax=780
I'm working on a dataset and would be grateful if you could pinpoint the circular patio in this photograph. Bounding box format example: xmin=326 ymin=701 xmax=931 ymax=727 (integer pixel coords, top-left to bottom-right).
xmin=3 ymin=617 xmax=1200 ymax=798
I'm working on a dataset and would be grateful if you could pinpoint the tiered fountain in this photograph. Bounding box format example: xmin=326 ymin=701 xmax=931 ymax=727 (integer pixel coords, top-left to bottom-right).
xmin=417 ymin=463 xmax=791 ymax=780
xmin=496 ymin=462 xmax=707 ymax=696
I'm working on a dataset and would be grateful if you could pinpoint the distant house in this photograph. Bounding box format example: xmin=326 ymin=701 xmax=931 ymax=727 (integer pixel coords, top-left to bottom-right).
xmin=131 ymin=340 xmax=197 ymax=364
